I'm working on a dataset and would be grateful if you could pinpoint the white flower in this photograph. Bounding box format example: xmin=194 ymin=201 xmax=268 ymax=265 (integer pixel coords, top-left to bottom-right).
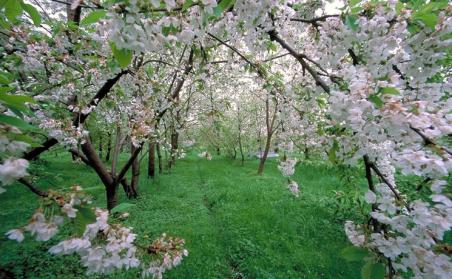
xmin=5 ymin=229 xmax=24 ymax=242
xmin=119 ymin=212 xmax=130 ymax=219
xmin=287 ymin=181 xmax=300 ymax=197
xmin=344 ymin=221 xmax=365 ymax=246
xmin=364 ymin=190 xmax=377 ymax=204
xmin=278 ymin=158 xmax=297 ymax=177
xmin=0 ymin=158 xmax=29 ymax=185
xmin=61 ymin=204 xmax=78 ymax=218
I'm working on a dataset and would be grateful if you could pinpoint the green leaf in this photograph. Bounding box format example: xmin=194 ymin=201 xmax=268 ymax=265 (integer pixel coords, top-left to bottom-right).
xmin=345 ymin=15 xmax=359 ymax=31
xmin=0 ymin=93 xmax=35 ymax=106
xmin=73 ymin=206 xmax=96 ymax=236
xmin=0 ymin=86 xmax=13 ymax=94
xmin=361 ymin=262 xmax=385 ymax=279
xmin=7 ymin=133 xmax=41 ymax=147
xmin=413 ymin=12 xmax=438 ymax=29
xmin=0 ymin=17 xmax=11 ymax=29
xmin=110 ymin=43 xmax=133 ymax=68
xmin=0 ymin=72 xmax=12 ymax=84
xmin=368 ymin=94 xmax=384 ymax=108
xmin=217 ymin=0 xmax=235 ymax=12
xmin=5 ymin=0 xmax=23 ymax=22
xmin=213 ymin=0 xmax=235 ymax=19
xmin=110 ymin=202 xmax=135 ymax=214
xmin=0 ymin=93 xmax=35 ymax=112
xmin=80 ymin=10 xmax=107 ymax=26
xmin=182 ymin=0 xmax=193 ymax=12
xmin=0 ymin=114 xmax=32 ymax=129
xmin=341 ymin=246 xmax=371 ymax=262
xmin=378 ymin=87 xmax=400 ymax=95
xmin=328 ymin=140 xmax=339 ymax=163
xmin=21 ymin=3 xmax=41 ymax=26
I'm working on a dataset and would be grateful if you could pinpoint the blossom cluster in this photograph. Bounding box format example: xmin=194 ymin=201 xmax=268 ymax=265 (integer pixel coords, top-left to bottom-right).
xmin=5 ymin=185 xmax=91 ymax=242
xmin=198 ymin=151 xmax=212 ymax=160
xmin=142 ymin=233 xmax=189 ymax=279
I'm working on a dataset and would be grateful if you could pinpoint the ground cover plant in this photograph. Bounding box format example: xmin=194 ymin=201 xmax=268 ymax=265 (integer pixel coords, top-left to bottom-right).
xmin=0 ymin=0 xmax=451 ymax=278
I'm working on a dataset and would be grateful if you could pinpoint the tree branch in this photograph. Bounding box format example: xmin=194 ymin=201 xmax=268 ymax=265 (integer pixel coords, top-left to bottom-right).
xmin=18 ymin=178 xmax=48 ymax=197
xmin=267 ymin=30 xmax=330 ymax=93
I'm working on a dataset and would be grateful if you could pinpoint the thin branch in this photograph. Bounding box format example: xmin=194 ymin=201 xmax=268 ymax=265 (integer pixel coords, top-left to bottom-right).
xmin=69 ymin=149 xmax=92 ymax=167
xmin=369 ymin=162 xmax=401 ymax=200
xmin=290 ymin=14 xmax=340 ymax=26
xmin=262 ymin=52 xmax=290 ymax=62
xmin=410 ymin=125 xmax=452 ymax=155
xmin=50 ymin=0 xmax=98 ymax=9
xmin=116 ymin=145 xmax=143 ymax=182
xmin=208 ymin=32 xmax=266 ymax=77
xmin=18 ymin=178 xmax=48 ymax=197
xmin=267 ymin=30 xmax=330 ymax=94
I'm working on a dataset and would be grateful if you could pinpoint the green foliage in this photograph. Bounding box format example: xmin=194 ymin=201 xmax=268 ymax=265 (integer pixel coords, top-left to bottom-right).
xmin=80 ymin=10 xmax=107 ymax=26
xmin=378 ymin=87 xmax=400 ymax=95
xmin=328 ymin=140 xmax=340 ymax=163
xmin=110 ymin=42 xmax=133 ymax=68
xmin=4 ymin=0 xmax=22 ymax=22
xmin=341 ymin=246 xmax=371 ymax=262
xmin=213 ymin=0 xmax=235 ymax=18
xmin=110 ymin=202 xmax=135 ymax=214
xmin=361 ymin=261 xmax=385 ymax=279
xmin=73 ymin=206 xmax=97 ymax=236
xmin=21 ymin=2 xmax=41 ymax=26
xmin=368 ymin=94 xmax=384 ymax=108
xmin=345 ymin=15 xmax=359 ymax=31
xmin=0 ymin=114 xmax=33 ymax=129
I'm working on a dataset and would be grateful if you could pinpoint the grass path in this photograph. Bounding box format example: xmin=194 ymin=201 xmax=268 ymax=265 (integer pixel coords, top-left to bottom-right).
xmin=0 ymin=153 xmax=361 ymax=278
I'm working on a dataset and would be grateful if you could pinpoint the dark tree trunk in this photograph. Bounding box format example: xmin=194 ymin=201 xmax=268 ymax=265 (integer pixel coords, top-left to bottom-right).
xmin=148 ymin=141 xmax=155 ymax=178
xmin=157 ymin=142 xmax=163 ymax=174
xmin=130 ymin=143 xmax=140 ymax=198
xmin=98 ymin=134 xmax=103 ymax=158
xmin=169 ymin=131 xmax=178 ymax=169
xmin=216 ymin=146 xmax=220 ymax=155
xmin=257 ymin=134 xmax=272 ymax=175
xmin=106 ymin=183 xmax=119 ymax=211
xmin=106 ymin=132 xmax=112 ymax=161
xmin=80 ymin=139 xmax=118 ymax=210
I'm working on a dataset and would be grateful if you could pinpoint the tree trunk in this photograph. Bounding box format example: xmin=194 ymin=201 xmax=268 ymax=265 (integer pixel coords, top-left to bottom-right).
xmin=148 ymin=141 xmax=155 ymax=178
xmin=98 ymin=134 xmax=103 ymax=158
xmin=257 ymin=134 xmax=272 ymax=175
xmin=106 ymin=132 xmax=112 ymax=162
xmin=157 ymin=142 xmax=163 ymax=174
xmin=111 ymin=125 xmax=123 ymax=175
xmin=106 ymin=183 xmax=119 ymax=211
xmin=80 ymin=139 xmax=118 ymax=210
xmin=130 ymin=143 xmax=140 ymax=198
xmin=169 ymin=130 xmax=178 ymax=169
xmin=238 ymin=133 xmax=244 ymax=165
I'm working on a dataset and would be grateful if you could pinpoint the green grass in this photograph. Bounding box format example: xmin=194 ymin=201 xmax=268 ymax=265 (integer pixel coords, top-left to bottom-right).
xmin=0 ymin=152 xmax=363 ymax=278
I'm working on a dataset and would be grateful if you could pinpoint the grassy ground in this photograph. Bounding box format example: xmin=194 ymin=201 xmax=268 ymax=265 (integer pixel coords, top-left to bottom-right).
xmin=0 ymin=151 xmax=364 ymax=278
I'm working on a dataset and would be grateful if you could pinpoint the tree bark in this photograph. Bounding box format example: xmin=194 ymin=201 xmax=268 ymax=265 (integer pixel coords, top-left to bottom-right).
xmin=106 ymin=132 xmax=112 ymax=162
xmin=111 ymin=125 xmax=123 ymax=176
xmin=157 ymin=142 xmax=163 ymax=174
xmin=98 ymin=134 xmax=103 ymax=158
xmin=169 ymin=130 xmax=178 ymax=169
xmin=257 ymin=96 xmax=278 ymax=175
xmin=257 ymin=134 xmax=272 ymax=175
xmin=148 ymin=141 xmax=156 ymax=178
xmin=130 ymin=143 xmax=140 ymax=198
